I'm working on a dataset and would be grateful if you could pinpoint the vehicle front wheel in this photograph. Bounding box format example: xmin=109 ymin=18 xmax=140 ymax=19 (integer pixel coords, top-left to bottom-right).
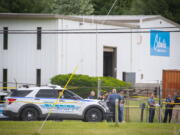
xmin=21 ymin=108 xmax=38 ymax=121
xmin=85 ymin=108 xmax=103 ymax=122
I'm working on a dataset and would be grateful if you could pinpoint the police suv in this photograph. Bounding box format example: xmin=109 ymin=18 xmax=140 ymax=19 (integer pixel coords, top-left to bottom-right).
xmin=3 ymin=85 xmax=110 ymax=122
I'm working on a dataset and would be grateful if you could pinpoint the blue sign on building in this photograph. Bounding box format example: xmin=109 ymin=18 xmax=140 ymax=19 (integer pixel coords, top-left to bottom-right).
xmin=150 ymin=30 xmax=170 ymax=56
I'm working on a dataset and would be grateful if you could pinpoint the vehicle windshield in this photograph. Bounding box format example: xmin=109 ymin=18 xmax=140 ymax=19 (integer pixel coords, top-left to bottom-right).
xmin=67 ymin=90 xmax=83 ymax=100
xmin=58 ymin=90 xmax=83 ymax=100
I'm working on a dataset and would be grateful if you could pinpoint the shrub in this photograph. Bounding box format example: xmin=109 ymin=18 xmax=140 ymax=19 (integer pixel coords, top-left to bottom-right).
xmin=51 ymin=74 xmax=131 ymax=98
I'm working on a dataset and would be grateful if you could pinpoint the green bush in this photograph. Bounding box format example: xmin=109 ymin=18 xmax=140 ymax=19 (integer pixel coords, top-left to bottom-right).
xmin=51 ymin=74 xmax=131 ymax=98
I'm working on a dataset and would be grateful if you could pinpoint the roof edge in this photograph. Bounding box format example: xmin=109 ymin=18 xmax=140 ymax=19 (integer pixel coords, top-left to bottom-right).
xmin=1 ymin=13 xmax=179 ymax=28
xmin=142 ymin=15 xmax=180 ymax=27
xmin=63 ymin=16 xmax=139 ymax=28
xmin=0 ymin=13 xmax=139 ymax=28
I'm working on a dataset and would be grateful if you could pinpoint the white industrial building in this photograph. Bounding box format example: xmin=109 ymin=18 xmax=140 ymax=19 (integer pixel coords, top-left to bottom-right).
xmin=0 ymin=13 xmax=180 ymax=87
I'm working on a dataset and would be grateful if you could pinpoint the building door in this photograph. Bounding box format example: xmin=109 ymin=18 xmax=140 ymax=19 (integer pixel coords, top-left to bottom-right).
xmin=103 ymin=47 xmax=117 ymax=78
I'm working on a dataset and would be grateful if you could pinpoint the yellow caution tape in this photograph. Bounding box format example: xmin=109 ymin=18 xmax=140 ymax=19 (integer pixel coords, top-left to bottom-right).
xmin=38 ymin=66 xmax=78 ymax=133
xmin=162 ymin=102 xmax=180 ymax=105
xmin=0 ymin=87 xmax=16 ymax=89
xmin=130 ymin=96 xmax=163 ymax=100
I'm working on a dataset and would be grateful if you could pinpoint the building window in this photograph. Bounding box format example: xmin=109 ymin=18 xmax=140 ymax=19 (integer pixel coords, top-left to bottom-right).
xmin=3 ymin=27 xmax=8 ymax=50
xmin=37 ymin=27 xmax=42 ymax=50
xmin=36 ymin=69 xmax=41 ymax=86
xmin=3 ymin=69 xmax=8 ymax=90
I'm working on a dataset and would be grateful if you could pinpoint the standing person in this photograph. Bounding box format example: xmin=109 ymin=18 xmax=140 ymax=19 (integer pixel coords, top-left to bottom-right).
xmin=148 ymin=93 xmax=156 ymax=123
xmin=87 ymin=90 xmax=96 ymax=99
xmin=171 ymin=91 xmax=180 ymax=123
xmin=163 ymin=94 xmax=173 ymax=123
xmin=118 ymin=90 xmax=125 ymax=122
xmin=107 ymin=88 xmax=121 ymax=122
xmin=103 ymin=92 xmax=109 ymax=100
xmin=107 ymin=90 xmax=112 ymax=98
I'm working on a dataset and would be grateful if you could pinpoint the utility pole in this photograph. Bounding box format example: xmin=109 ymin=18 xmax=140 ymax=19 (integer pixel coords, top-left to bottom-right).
xmin=115 ymin=99 xmax=119 ymax=125
xmin=158 ymin=80 xmax=162 ymax=123
xmin=125 ymin=90 xmax=129 ymax=122
xmin=97 ymin=78 xmax=101 ymax=98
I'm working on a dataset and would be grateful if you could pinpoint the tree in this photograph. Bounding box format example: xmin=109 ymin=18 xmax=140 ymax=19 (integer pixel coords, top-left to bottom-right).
xmin=50 ymin=0 xmax=94 ymax=15
xmin=92 ymin=0 xmax=132 ymax=15
xmin=165 ymin=0 xmax=180 ymax=24
xmin=128 ymin=0 xmax=180 ymax=24
xmin=0 ymin=0 xmax=51 ymax=13
xmin=92 ymin=0 xmax=180 ymax=24
xmin=129 ymin=0 xmax=169 ymax=15
xmin=0 ymin=0 xmax=180 ymax=24
xmin=0 ymin=0 xmax=94 ymax=15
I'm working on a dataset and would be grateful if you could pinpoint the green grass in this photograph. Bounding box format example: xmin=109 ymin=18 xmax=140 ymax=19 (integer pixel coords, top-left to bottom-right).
xmin=0 ymin=121 xmax=179 ymax=135
xmin=0 ymin=98 xmax=176 ymax=135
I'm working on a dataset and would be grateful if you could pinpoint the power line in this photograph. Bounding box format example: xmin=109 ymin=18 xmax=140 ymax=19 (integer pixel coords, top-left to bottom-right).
xmin=0 ymin=26 xmax=179 ymax=32
xmin=0 ymin=30 xmax=179 ymax=34
xmin=1 ymin=26 xmax=179 ymax=31
xmin=102 ymin=0 xmax=119 ymax=24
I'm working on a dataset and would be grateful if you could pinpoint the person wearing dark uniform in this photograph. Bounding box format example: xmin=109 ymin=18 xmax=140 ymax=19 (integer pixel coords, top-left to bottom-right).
xmin=172 ymin=91 xmax=180 ymax=123
xmin=107 ymin=89 xmax=121 ymax=122
xmin=163 ymin=94 xmax=173 ymax=123
xmin=148 ymin=93 xmax=156 ymax=123
xmin=87 ymin=90 xmax=96 ymax=99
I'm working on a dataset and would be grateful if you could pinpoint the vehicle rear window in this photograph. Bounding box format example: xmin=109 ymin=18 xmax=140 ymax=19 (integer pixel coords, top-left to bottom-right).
xmin=10 ymin=90 xmax=32 ymax=97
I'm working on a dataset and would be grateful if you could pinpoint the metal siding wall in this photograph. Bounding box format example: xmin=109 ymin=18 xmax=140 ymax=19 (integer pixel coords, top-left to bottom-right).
xmin=0 ymin=19 xmax=59 ymax=86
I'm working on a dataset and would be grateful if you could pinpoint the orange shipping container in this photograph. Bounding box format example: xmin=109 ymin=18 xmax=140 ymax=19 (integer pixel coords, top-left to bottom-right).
xmin=162 ymin=70 xmax=180 ymax=98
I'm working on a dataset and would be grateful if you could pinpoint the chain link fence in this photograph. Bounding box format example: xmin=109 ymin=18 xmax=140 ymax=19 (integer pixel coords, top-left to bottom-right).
xmin=1 ymin=82 xmax=178 ymax=123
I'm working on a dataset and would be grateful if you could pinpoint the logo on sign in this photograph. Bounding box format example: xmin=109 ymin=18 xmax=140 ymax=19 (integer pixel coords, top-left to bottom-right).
xmin=150 ymin=30 xmax=170 ymax=56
